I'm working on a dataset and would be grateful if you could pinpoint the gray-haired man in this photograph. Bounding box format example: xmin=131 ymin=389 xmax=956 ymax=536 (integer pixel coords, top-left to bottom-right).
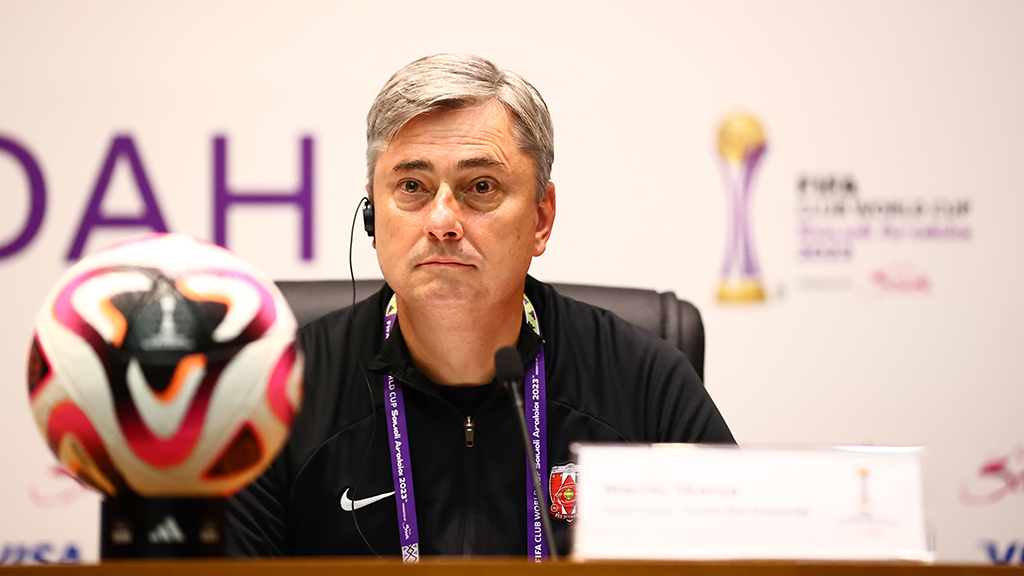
xmin=227 ymin=53 xmax=732 ymax=559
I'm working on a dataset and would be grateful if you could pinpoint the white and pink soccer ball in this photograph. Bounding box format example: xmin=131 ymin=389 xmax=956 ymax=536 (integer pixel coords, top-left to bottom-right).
xmin=27 ymin=234 xmax=303 ymax=498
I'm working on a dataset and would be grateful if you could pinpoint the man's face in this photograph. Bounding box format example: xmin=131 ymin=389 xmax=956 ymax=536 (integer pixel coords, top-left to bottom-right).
xmin=371 ymin=101 xmax=555 ymax=310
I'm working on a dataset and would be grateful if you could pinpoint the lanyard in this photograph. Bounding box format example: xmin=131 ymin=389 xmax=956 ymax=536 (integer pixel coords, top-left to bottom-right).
xmin=382 ymin=294 xmax=549 ymax=562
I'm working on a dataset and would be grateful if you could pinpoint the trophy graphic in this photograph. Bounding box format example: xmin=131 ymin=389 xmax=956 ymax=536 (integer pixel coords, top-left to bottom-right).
xmin=716 ymin=112 xmax=767 ymax=302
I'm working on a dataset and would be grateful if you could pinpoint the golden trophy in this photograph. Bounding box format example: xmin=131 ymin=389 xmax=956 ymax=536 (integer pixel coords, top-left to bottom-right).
xmin=716 ymin=112 xmax=767 ymax=302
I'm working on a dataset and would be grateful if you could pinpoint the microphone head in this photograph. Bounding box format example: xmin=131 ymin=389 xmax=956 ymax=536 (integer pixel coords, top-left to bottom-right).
xmin=494 ymin=346 xmax=524 ymax=386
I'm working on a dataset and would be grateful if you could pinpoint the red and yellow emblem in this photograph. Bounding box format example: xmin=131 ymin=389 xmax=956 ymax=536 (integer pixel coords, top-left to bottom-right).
xmin=549 ymin=463 xmax=578 ymax=522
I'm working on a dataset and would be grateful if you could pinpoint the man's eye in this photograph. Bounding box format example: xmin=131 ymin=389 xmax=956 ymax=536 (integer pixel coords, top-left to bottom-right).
xmin=471 ymin=181 xmax=494 ymax=194
xmin=400 ymin=180 xmax=420 ymax=193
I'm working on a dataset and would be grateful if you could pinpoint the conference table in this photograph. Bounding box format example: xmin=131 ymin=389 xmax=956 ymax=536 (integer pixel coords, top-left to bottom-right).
xmin=2 ymin=558 xmax=1016 ymax=575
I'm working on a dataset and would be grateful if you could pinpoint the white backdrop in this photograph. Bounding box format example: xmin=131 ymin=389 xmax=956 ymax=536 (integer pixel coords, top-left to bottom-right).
xmin=2 ymin=0 xmax=1022 ymax=565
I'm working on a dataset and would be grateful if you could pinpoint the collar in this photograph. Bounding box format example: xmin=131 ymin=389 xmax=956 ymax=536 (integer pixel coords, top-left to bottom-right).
xmin=367 ymin=301 xmax=544 ymax=396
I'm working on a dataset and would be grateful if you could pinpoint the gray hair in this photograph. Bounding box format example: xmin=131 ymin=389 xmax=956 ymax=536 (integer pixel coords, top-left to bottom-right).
xmin=366 ymin=53 xmax=554 ymax=202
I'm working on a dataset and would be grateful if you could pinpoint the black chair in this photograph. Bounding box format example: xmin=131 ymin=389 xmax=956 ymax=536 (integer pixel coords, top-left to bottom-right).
xmin=274 ymin=279 xmax=706 ymax=381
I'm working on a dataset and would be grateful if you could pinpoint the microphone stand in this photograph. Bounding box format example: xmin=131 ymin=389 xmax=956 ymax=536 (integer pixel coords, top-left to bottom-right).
xmin=504 ymin=380 xmax=560 ymax=561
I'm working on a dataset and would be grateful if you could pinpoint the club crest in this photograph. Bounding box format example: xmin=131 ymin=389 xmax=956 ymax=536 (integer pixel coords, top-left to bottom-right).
xmin=548 ymin=463 xmax=578 ymax=522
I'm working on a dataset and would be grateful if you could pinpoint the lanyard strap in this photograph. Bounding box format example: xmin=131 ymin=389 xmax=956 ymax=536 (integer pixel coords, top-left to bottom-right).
xmin=522 ymin=295 xmax=549 ymax=561
xmin=382 ymin=294 xmax=548 ymax=562
xmin=381 ymin=297 xmax=420 ymax=562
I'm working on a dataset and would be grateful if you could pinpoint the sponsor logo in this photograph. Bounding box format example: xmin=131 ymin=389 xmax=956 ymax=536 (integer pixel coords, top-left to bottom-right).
xmin=110 ymin=520 xmax=132 ymax=545
xmin=960 ymin=445 xmax=1024 ymax=506
xmin=199 ymin=521 xmax=220 ymax=545
xmin=549 ymin=463 xmax=578 ymax=522
xmin=147 ymin=515 xmax=186 ymax=544
xmin=856 ymin=262 xmax=933 ymax=301
xmin=983 ymin=540 xmax=1024 ymax=565
xmin=0 ymin=542 xmax=81 ymax=565
xmin=869 ymin=263 xmax=932 ymax=295
xmin=339 ymin=488 xmax=394 ymax=512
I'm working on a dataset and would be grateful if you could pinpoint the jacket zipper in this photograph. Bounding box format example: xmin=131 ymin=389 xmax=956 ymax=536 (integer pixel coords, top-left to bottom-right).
xmin=464 ymin=415 xmax=475 ymax=448
xmin=460 ymin=388 xmax=511 ymax=554
xmin=435 ymin=388 xmax=507 ymax=555
xmin=463 ymin=414 xmax=477 ymax=555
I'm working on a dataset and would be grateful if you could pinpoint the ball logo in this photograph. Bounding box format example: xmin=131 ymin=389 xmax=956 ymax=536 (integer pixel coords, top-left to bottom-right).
xmin=716 ymin=112 xmax=767 ymax=303
xmin=549 ymin=463 xmax=578 ymax=522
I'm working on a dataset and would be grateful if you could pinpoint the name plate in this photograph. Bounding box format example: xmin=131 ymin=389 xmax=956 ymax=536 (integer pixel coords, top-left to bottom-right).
xmin=570 ymin=444 xmax=931 ymax=562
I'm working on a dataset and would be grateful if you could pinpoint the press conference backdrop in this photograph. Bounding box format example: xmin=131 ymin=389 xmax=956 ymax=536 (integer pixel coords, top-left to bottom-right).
xmin=1 ymin=0 xmax=1022 ymax=566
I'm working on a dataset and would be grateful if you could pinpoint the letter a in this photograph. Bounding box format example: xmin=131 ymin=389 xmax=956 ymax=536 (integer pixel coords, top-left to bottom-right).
xmin=67 ymin=135 xmax=169 ymax=260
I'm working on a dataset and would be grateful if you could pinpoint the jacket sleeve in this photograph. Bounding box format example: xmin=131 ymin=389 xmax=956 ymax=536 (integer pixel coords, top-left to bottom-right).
xmin=647 ymin=343 xmax=735 ymax=444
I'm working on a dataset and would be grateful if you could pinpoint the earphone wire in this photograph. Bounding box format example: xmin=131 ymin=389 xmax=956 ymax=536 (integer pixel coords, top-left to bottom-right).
xmin=348 ymin=198 xmax=382 ymax=557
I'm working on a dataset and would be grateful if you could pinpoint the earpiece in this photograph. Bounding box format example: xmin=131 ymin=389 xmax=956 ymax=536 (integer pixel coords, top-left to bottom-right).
xmin=362 ymin=198 xmax=375 ymax=237
xmin=346 ymin=196 xmax=382 ymax=558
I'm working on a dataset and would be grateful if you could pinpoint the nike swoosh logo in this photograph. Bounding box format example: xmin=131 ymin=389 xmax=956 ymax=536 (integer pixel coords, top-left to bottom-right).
xmin=340 ymin=488 xmax=395 ymax=511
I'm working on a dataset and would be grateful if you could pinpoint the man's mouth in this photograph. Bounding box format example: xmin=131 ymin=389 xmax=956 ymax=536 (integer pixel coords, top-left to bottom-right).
xmin=419 ymin=259 xmax=472 ymax=267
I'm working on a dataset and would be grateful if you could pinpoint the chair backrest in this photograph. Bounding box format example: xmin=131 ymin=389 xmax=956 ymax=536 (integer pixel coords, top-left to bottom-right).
xmin=274 ymin=279 xmax=706 ymax=381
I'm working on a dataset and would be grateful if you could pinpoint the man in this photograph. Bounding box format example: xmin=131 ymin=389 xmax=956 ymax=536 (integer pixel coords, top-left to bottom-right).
xmin=226 ymin=53 xmax=733 ymax=558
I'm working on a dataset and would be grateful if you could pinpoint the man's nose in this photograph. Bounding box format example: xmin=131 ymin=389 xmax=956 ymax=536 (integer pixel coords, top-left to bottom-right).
xmin=423 ymin=185 xmax=463 ymax=240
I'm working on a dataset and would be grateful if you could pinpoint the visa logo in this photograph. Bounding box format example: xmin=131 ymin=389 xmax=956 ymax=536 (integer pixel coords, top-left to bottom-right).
xmin=0 ymin=542 xmax=82 ymax=565
xmin=984 ymin=541 xmax=1024 ymax=565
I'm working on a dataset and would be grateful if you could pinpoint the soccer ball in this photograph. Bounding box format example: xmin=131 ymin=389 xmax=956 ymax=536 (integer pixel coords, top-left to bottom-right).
xmin=26 ymin=233 xmax=303 ymax=498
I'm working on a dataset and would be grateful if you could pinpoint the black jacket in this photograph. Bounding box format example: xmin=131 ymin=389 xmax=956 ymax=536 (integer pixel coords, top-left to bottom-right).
xmin=226 ymin=276 xmax=734 ymax=557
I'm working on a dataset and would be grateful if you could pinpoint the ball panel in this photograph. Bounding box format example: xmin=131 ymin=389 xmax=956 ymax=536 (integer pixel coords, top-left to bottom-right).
xmin=100 ymin=297 xmax=129 ymax=348
xmin=202 ymin=422 xmax=264 ymax=482
xmin=155 ymin=353 xmax=206 ymax=405
xmin=124 ymin=353 xmax=207 ymax=439
xmin=32 ymin=309 xmax=124 ymax=458
xmin=52 ymin=267 xmax=118 ymax=365
xmin=117 ymin=358 xmax=223 ymax=470
xmin=46 ymin=401 xmax=123 ymax=496
xmin=176 ymin=274 xmax=262 ymax=344
xmin=73 ymin=271 xmax=152 ymax=346
xmin=27 ymin=334 xmax=53 ymax=401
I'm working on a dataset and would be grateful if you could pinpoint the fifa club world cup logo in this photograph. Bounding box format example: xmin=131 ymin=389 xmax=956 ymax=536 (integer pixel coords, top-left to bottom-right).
xmin=859 ymin=466 xmax=872 ymax=514
xmin=716 ymin=112 xmax=767 ymax=302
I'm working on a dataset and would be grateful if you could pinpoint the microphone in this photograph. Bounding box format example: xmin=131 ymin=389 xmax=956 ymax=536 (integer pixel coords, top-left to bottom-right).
xmin=494 ymin=346 xmax=559 ymax=561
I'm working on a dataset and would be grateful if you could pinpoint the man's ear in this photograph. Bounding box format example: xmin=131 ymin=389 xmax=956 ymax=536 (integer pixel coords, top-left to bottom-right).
xmin=533 ymin=182 xmax=556 ymax=257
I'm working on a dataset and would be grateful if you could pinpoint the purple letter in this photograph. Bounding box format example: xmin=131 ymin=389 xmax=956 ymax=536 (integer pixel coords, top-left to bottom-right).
xmin=66 ymin=136 xmax=169 ymax=260
xmin=213 ymin=136 xmax=314 ymax=260
xmin=0 ymin=136 xmax=47 ymax=259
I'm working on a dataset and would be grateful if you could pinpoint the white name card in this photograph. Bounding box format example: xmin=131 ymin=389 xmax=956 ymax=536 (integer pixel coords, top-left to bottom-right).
xmin=570 ymin=444 xmax=931 ymax=562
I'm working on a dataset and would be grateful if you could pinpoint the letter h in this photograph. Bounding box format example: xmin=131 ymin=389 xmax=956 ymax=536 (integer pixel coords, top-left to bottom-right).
xmin=213 ymin=136 xmax=314 ymax=259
